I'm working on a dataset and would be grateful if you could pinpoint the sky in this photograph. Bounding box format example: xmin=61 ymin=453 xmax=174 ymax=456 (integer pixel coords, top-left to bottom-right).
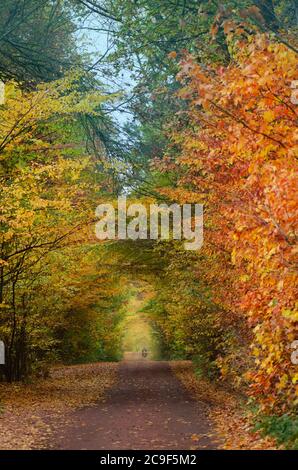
xmin=76 ymin=13 xmax=134 ymax=128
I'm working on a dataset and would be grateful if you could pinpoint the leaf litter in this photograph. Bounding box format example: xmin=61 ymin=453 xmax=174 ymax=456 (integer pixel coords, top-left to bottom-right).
xmin=0 ymin=362 xmax=117 ymax=449
xmin=171 ymin=361 xmax=279 ymax=450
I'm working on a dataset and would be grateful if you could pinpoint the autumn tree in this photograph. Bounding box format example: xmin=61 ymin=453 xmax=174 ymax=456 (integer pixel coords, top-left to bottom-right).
xmin=161 ymin=34 xmax=298 ymax=413
xmin=0 ymin=0 xmax=82 ymax=84
xmin=0 ymin=73 xmax=120 ymax=380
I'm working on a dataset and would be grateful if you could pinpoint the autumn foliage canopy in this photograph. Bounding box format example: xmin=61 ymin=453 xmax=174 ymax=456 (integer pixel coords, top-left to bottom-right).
xmin=157 ymin=35 xmax=298 ymax=413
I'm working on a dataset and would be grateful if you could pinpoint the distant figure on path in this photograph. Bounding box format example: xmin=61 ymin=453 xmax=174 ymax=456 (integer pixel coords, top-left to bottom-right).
xmin=141 ymin=348 xmax=148 ymax=358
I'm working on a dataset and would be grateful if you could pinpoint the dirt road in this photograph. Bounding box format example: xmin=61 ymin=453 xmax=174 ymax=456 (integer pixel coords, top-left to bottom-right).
xmin=51 ymin=358 xmax=217 ymax=450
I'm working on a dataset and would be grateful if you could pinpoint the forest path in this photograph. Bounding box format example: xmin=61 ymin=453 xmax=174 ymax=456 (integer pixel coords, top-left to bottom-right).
xmin=51 ymin=358 xmax=218 ymax=450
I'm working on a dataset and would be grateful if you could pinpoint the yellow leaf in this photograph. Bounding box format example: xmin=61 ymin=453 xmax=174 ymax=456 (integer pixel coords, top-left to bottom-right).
xmin=263 ymin=110 xmax=275 ymax=123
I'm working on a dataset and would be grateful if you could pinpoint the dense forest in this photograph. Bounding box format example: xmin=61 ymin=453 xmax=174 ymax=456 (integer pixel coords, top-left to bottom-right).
xmin=0 ymin=0 xmax=297 ymax=450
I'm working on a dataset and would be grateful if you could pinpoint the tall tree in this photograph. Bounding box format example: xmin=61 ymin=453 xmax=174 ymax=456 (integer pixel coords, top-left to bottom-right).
xmin=0 ymin=0 xmax=80 ymax=83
